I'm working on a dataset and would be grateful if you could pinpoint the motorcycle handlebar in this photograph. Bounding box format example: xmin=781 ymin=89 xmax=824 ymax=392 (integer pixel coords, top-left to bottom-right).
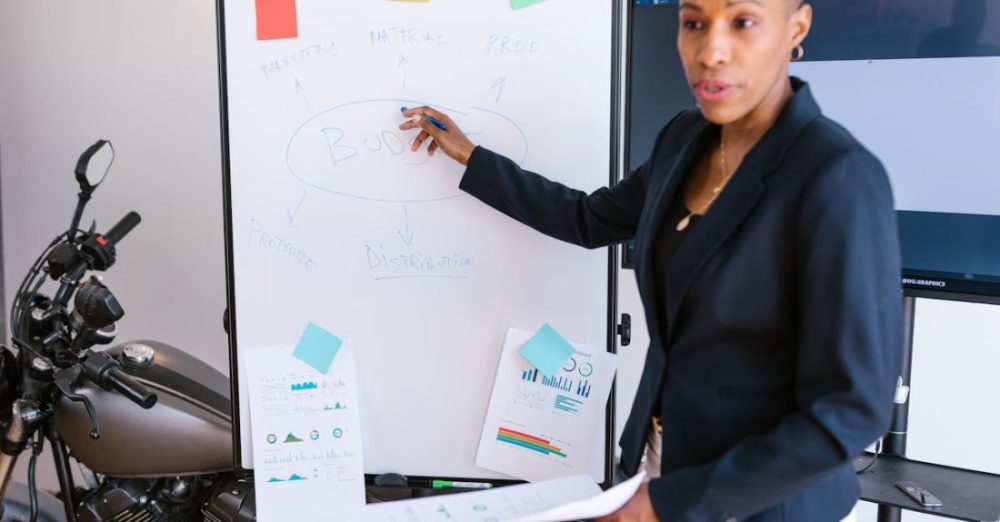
xmin=81 ymin=351 xmax=158 ymax=409
xmin=103 ymin=211 xmax=141 ymax=246
xmin=54 ymin=211 xmax=141 ymax=305
xmin=105 ymin=367 xmax=158 ymax=409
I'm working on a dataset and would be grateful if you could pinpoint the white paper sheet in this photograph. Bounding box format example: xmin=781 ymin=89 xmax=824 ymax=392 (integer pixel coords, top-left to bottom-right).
xmin=347 ymin=474 xmax=602 ymax=522
xmin=510 ymin=471 xmax=647 ymax=522
xmin=475 ymin=328 xmax=617 ymax=482
xmin=245 ymin=343 xmax=366 ymax=521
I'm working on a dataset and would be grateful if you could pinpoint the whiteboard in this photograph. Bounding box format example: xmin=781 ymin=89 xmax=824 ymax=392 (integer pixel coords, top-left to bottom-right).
xmin=218 ymin=0 xmax=624 ymax=481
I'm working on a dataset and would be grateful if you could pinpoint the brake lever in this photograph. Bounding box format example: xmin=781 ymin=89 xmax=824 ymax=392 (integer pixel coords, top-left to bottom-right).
xmin=53 ymin=366 xmax=102 ymax=440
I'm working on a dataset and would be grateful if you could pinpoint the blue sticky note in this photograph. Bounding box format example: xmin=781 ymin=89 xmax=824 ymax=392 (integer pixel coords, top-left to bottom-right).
xmin=293 ymin=322 xmax=343 ymax=374
xmin=520 ymin=324 xmax=576 ymax=378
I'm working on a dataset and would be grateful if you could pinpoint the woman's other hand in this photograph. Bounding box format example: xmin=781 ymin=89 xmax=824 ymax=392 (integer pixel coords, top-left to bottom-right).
xmin=594 ymin=482 xmax=660 ymax=522
xmin=399 ymin=106 xmax=476 ymax=165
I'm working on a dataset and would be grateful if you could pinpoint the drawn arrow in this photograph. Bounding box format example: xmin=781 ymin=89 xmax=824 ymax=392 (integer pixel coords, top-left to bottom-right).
xmin=397 ymin=206 xmax=414 ymax=246
xmin=491 ymin=77 xmax=508 ymax=104
xmin=287 ymin=189 xmax=306 ymax=228
xmin=295 ymin=78 xmax=310 ymax=111
xmin=490 ymin=76 xmax=507 ymax=103
xmin=396 ymin=54 xmax=410 ymax=90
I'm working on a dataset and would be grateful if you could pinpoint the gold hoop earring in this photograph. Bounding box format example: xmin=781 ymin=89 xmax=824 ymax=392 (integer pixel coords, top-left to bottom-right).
xmin=791 ymin=45 xmax=805 ymax=62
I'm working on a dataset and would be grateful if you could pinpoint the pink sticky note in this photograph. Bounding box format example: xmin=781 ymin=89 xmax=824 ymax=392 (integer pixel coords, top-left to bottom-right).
xmin=255 ymin=0 xmax=298 ymax=41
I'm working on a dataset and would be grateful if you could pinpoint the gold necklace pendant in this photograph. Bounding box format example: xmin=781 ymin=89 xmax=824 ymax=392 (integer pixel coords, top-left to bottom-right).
xmin=674 ymin=135 xmax=729 ymax=233
xmin=676 ymin=214 xmax=692 ymax=232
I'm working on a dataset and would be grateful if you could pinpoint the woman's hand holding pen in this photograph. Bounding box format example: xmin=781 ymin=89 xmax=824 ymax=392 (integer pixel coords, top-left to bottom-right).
xmin=399 ymin=106 xmax=476 ymax=166
xmin=594 ymin=482 xmax=660 ymax=522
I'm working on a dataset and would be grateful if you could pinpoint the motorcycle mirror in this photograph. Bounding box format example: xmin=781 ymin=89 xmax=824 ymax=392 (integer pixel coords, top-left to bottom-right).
xmin=74 ymin=140 xmax=115 ymax=192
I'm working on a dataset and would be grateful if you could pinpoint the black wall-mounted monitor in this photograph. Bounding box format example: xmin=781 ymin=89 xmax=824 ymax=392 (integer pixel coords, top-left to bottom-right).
xmin=628 ymin=0 xmax=1000 ymax=304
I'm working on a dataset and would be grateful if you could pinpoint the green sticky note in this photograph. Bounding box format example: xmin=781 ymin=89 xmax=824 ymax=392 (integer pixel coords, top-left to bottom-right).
xmin=511 ymin=0 xmax=547 ymax=10
xmin=520 ymin=323 xmax=575 ymax=378
xmin=292 ymin=322 xmax=343 ymax=374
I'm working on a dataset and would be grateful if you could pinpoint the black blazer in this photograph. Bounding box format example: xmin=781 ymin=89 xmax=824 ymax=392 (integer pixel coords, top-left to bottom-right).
xmin=459 ymin=79 xmax=903 ymax=522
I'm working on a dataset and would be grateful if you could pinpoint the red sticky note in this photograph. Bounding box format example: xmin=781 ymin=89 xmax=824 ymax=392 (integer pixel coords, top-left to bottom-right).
xmin=255 ymin=0 xmax=298 ymax=41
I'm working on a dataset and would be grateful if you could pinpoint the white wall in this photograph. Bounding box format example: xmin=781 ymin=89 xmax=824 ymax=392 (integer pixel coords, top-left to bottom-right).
xmin=0 ymin=0 xmax=228 ymax=493
xmin=0 ymin=1 xmax=229 ymax=371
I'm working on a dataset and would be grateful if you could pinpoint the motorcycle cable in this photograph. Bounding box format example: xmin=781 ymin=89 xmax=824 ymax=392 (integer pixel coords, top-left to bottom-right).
xmin=9 ymin=231 xmax=73 ymax=339
xmin=10 ymin=337 xmax=50 ymax=368
xmin=10 ymin=233 xmax=64 ymax=322
xmin=11 ymin=229 xmax=89 ymax=341
xmin=16 ymin=276 xmax=48 ymax=341
xmin=27 ymin=430 xmax=43 ymax=522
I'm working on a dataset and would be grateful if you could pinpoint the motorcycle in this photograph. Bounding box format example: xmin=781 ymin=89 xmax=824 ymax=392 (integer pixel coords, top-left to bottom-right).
xmin=0 ymin=141 xmax=256 ymax=521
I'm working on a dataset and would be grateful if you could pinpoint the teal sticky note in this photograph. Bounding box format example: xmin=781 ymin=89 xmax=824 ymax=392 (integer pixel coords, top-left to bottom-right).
xmin=511 ymin=0 xmax=547 ymax=10
xmin=520 ymin=323 xmax=575 ymax=377
xmin=293 ymin=322 xmax=343 ymax=374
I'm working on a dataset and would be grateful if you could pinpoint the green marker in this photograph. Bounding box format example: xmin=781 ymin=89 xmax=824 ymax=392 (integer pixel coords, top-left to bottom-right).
xmin=432 ymin=480 xmax=494 ymax=490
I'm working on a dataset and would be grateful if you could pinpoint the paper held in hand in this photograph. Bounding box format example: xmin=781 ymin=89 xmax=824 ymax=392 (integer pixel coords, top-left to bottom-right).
xmin=349 ymin=471 xmax=647 ymax=522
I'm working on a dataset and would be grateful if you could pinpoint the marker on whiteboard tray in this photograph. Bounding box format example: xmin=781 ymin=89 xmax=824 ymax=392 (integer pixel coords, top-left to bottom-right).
xmin=431 ymin=479 xmax=493 ymax=490
xmin=401 ymin=106 xmax=449 ymax=131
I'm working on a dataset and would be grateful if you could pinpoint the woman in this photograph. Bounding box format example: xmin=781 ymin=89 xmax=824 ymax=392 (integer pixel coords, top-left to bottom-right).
xmin=400 ymin=0 xmax=902 ymax=520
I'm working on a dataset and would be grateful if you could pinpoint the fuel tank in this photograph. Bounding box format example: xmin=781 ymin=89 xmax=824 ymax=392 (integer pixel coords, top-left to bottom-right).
xmin=54 ymin=340 xmax=233 ymax=477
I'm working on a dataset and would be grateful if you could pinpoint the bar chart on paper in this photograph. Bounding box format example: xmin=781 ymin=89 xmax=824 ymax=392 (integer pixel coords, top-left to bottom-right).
xmin=246 ymin=343 xmax=366 ymax=521
xmin=497 ymin=427 xmax=569 ymax=458
xmin=476 ymin=328 xmax=617 ymax=482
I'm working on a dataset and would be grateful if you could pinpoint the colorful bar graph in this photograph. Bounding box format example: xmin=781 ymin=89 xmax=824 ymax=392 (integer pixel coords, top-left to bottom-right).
xmin=521 ymin=368 xmax=539 ymax=382
xmin=576 ymin=380 xmax=591 ymax=398
xmin=496 ymin=427 xmax=567 ymax=458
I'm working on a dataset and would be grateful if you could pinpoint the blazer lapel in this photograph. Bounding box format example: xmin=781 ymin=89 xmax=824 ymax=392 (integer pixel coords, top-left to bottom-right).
xmin=660 ymin=78 xmax=825 ymax=348
xmin=663 ymin=158 xmax=767 ymax=346
xmin=634 ymin=120 xmax=713 ymax=345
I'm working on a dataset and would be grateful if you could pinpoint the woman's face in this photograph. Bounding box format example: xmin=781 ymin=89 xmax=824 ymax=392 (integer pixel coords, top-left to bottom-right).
xmin=677 ymin=0 xmax=812 ymax=125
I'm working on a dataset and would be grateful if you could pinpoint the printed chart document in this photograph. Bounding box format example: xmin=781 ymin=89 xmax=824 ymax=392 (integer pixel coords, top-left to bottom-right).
xmin=511 ymin=471 xmax=646 ymax=522
xmin=245 ymin=342 xmax=366 ymax=521
xmin=476 ymin=327 xmax=617 ymax=481
xmin=348 ymin=474 xmax=601 ymax=522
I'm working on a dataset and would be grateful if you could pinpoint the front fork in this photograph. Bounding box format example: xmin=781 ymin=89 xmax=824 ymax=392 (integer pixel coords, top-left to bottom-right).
xmin=0 ymin=399 xmax=53 ymax=514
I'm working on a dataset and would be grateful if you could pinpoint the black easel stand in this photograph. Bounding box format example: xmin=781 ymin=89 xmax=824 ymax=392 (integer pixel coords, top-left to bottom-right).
xmin=875 ymin=296 xmax=917 ymax=522
xmin=860 ymin=296 xmax=1000 ymax=522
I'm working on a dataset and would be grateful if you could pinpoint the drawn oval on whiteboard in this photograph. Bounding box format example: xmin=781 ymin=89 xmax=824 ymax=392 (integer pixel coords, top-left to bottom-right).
xmin=285 ymin=99 xmax=528 ymax=203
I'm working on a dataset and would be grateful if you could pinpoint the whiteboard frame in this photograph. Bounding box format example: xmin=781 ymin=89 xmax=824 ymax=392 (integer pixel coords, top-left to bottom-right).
xmin=215 ymin=0 xmax=628 ymax=488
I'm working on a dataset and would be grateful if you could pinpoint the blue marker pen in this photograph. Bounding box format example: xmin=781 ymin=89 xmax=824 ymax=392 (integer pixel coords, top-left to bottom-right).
xmin=400 ymin=107 xmax=449 ymax=131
